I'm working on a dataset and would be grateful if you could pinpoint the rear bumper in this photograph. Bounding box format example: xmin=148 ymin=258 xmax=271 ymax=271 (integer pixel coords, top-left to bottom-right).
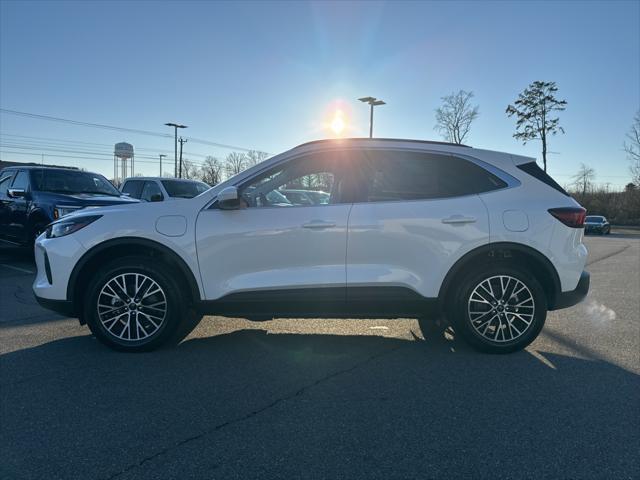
xmin=34 ymin=295 xmax=76 ymax=317
xmin=550 ymin=270 xmax=590 ymax=310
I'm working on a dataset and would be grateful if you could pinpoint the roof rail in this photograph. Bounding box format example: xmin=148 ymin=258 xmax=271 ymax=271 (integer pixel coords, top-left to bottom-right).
xmin=294 ymin=138 xmax=471 ymax=149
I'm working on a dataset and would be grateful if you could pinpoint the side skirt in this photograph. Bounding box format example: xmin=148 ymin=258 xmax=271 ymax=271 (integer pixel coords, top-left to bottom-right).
xmin=195 ymin=286 xmax=440 ymax=321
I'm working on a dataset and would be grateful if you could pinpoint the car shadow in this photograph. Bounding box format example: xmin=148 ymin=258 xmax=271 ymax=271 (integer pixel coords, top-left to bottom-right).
xmin=1 ymin=324 xmax=638 ymax=479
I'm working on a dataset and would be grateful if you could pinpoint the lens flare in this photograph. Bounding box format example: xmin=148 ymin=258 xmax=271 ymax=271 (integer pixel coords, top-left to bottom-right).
xmin=329 ymin=109 xmax=346 ymax=136
xmin=331 ymin=114 xmax=345 ymax=135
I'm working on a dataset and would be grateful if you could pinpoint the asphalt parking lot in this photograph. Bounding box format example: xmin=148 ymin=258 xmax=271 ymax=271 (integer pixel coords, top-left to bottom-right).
xmin=1 ymin=232 xmax=639 ymax=480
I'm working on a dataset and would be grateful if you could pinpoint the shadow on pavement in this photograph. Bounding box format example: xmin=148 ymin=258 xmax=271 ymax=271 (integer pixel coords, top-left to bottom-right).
xmin=1 ymin=326 xmax=638 ymax=479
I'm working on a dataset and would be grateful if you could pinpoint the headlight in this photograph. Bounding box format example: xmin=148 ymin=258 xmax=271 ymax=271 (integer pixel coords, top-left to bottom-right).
xmin=54 ymin=205 xmax=83 ymax=219
xmin=45 ymin=215 xmax=102 ymax=239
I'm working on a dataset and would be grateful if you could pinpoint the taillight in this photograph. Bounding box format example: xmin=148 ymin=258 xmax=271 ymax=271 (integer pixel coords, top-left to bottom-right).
xmin=548 ymin=207 xmax=586 ymax=228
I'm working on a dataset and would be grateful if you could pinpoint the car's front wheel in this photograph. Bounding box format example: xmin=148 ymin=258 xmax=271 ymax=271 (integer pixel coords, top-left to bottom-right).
xmin=84 ymin=256 xmax=193 ymax=352
xmin=449 ymin=265 xmax=547 ymax=354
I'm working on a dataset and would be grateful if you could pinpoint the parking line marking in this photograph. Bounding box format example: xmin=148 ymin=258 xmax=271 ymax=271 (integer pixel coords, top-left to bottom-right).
xmin=0 ymin=264 xmax=34 ymax=274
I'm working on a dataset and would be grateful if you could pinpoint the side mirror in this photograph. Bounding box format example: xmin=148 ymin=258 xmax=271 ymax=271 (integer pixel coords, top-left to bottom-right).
xmin=8 ymin=188 xmax=25 ymax=198
xmin=217 ymin=186 xmax=240 ymax=210
xmin=150 ymin=194 xmax=163 ymax=202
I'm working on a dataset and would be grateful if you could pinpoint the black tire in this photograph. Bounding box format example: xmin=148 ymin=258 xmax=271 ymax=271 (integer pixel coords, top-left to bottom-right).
xmin=30 ymin=221 xmax=48 ymax=245
xmin=84 ymin=256 xmax=200 ymax=352
xmin=447 ymin=263 xmax=547 ymax=354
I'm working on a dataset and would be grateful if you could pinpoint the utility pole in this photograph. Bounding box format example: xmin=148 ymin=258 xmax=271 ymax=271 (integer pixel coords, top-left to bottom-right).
xmin=164 ymin=122 xmax=187 ymax=177
xmin=358 ymin=97 xmax=386 ymax=138
xmin=159 ymin=154 xmax=166 ymax=177
xmin=178 ymin=137 xmax=187 ymax=178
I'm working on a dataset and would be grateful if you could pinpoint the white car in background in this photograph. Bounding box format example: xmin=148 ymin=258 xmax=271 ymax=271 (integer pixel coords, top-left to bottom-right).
xmin=33 ymin=138 xmax=589 ymax=354
xmin=120 ymin=177 xmax=209 ymax=202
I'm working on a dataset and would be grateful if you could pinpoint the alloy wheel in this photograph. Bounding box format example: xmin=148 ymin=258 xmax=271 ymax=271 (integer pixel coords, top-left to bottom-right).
xmin=97 ymin=273 xmax=167 ymax=342
xmin=467 ymin=275 xmax=535 ymax=343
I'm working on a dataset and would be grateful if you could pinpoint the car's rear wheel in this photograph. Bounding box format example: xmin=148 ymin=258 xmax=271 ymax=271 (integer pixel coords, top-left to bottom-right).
xmin=448 ymin=264 xmax=547 ymax=354
xmin=85 ymin=256 xmax=196 ymax=352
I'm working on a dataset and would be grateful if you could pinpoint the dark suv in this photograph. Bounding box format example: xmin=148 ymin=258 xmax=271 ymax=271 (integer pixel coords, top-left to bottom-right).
xmin=0 ymin=166 xmax=138 ymax=247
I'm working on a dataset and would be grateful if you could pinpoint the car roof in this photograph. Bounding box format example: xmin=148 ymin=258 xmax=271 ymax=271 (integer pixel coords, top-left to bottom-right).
xmin=296 ymin=137 xmax=472 ymax=149
xmin=122 ymin=177 xmax=204 ymax=183
xmin=284 ymin=138 xmax=536 ymax=167
xmin=1 ymin=165 xmax=79 ymax=172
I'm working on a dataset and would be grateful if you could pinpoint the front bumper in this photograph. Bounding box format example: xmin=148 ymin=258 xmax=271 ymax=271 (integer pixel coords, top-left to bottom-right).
xmin=33 ymin=233 xmax=86 ymax=302
xmin=549 ymin=270 xmax=590 ymax=310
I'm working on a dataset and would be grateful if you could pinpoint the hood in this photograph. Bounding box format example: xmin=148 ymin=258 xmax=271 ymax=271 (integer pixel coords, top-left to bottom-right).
xmin=34 ymin=191 xmax=140 ymax=206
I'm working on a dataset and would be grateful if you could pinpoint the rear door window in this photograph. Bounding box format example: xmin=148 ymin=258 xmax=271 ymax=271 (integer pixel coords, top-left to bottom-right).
xmin=357 ymin=150 xmax=506 ymax=202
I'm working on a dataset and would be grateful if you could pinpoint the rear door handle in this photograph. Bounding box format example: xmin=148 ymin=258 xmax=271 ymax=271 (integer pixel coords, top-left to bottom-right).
xmin=442 ymin=215 xmax=477 ymax=224
xmin=302 ymin=220 xmax=336 ymax=229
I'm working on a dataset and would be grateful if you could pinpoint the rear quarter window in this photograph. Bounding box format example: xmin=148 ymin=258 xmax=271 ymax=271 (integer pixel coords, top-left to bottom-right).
xmin=517 ymin=161 xmax=569 ymax=196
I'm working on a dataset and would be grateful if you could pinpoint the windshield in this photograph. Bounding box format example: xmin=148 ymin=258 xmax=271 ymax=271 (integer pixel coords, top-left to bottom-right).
xmin=586 ymin=216 xmax=604 ymax=222
xmin=161 ymin=180 xmax=209 ymax=198
xmin=30 ymin=169 xmax=120 ymax=196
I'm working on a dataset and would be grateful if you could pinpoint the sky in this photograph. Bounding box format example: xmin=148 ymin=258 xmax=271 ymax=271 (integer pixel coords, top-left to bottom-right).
xmin=1 ymin=0 xmax=638 ymax=188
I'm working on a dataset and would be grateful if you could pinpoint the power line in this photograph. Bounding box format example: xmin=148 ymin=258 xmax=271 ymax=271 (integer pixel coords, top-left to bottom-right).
xmin=0 ymin=133 xmax=211 ymax=158
xmin=0 ymin=108 xmax=269 ymax=153
xmin=0 ymin=150 xmax=164 ymax=165
xmin=0 ymin=144 xmax=207 ymax=167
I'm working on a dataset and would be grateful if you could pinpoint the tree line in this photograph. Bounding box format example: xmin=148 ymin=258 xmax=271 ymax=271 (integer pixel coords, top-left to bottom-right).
xmin=178 ymin=149 xmax=270 ymax=185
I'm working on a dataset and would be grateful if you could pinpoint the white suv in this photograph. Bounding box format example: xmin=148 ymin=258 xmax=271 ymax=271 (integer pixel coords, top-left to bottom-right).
xmin=33 ymin=139 xmax=589 ymax=353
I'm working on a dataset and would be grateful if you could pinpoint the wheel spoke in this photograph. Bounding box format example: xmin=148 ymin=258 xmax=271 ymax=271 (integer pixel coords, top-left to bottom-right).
xmin=97 ymin=272 xmax=167 ymax=342
xmin=468 ymin=274 xmax=535 ymax=343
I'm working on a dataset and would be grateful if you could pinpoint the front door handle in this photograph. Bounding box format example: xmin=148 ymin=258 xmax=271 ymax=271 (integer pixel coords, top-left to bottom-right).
xmin=302 ymin=220 xmax=336 ymax=229
xmin=442 ymin=215 xmax=477 ymax=224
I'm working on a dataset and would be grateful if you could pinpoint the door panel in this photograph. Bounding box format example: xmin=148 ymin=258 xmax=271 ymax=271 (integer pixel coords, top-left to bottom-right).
xmin=195 ymin=204 xmax=351 ymax=300
xmin=0 ymin=171 xmax=15 ymax=239
xmin=347 ymin=197 xmax=489 ymax=299
xmin=196 ymin=150 xmax=352 ymax=301
xmin=345 ymin=150 xmax=498 ymax=300
xmin=7 ymin=170 xmax=30 ymax=242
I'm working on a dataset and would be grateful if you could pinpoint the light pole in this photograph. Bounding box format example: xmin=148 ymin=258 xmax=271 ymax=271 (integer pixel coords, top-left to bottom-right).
xmin=159 ymin=154 xmax=166 ymax=177
xmin=358 ymin=97 xmax=385 ymax=138
xmin=164 ymin=122 xmax=187 ymax=177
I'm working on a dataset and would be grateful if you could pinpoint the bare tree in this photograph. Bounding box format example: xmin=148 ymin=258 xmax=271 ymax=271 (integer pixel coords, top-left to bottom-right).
xmin=200 ymin=156 xmax=224 ymax=186
xmin=624 ymin=110 xmax=640 ymax=185
xmin=434 ymin=90 xmax=479 ymax=144
xmin=225 ymin=152 xmax=247 ymax=177
xmin=245 ymin=150 xmax=269 ymax=168
xmin=573 ymin=163 xmax=596 ymax=197
xmin=506 ymin=81 xmax=567 ymax=172
xmin=180 ymin=159 xmax=199 ymax=180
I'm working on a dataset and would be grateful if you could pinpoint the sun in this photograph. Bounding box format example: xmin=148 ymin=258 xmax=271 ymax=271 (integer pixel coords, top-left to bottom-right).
xmin=330 ymin=109 xmax=346 ymax=136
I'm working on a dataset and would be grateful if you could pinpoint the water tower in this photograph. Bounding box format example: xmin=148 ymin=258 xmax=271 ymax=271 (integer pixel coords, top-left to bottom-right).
xmin=114 ymin=142 xmax=134 ymax=185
